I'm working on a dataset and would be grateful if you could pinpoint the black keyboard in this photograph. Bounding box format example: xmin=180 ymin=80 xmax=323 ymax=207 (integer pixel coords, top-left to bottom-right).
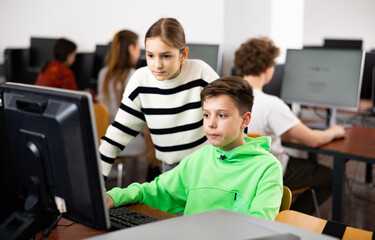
xmin=109 ymin=207 xmax=159 ymax=229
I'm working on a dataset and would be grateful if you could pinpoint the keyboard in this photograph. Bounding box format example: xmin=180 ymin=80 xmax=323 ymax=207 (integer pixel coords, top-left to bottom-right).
xmin=109 ymin=207 xmax=159 ymax=229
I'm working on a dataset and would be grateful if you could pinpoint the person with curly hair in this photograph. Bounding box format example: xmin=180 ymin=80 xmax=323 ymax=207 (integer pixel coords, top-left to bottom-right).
xmin=234 ymin=37 xmax=345 ymax=215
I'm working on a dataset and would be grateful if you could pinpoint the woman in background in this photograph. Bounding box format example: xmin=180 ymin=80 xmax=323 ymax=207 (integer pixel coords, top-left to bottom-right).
xmin=36 ymin=38 xmax=78 ymax=90
xmin=97 ymin=30 xmax=141 ymax=122
xmin=97 ymin=30 xmax=147 ymax=181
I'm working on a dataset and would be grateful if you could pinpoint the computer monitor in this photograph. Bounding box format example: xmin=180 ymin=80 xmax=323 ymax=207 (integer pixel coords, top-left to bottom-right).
xmin=71 ymin=52 xmax=95 ymax=90
xmin=29 ymin=37 xmax=58 ymax=72
xmin=280 ymin=48 xmax=365 ymax=128
xmin=360 ymin=52 xmax=375 ymax=100
xmin=323 ymin=38 xmax=363 ymax=50
xmin=0 ymin=83 xmax=110 ymax=239
xmin=186 ymin=43 xmax=222 ymax=75
xmin=263 ymin=64 xmax=285 ymax=97
xmin=92 ymin=44 xmax=111 ymax=80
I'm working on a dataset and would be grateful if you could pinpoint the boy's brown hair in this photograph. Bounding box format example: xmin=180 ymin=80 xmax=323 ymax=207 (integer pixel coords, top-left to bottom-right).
xmin=201 ymin=76 xmax=254 ymax=114
xmin=234 ymin=37 xmax=280 ymax=77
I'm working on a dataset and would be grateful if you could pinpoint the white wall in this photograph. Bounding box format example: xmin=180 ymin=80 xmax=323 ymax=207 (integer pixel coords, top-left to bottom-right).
xmin=0 ymin=0 xmax=225 ymax=62
xmin=303 ymin=0 xmax=375 ymax=51
xmin=1 ymin=0 xmax=375 ymax=77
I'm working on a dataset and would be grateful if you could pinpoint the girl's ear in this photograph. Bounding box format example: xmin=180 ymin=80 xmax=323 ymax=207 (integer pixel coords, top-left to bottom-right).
xmin=180 ymin=47 xmax=189 ymax=63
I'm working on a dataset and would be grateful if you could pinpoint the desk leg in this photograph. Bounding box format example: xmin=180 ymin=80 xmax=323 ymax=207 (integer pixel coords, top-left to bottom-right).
xmin=332 ymin=156 xmax=346 ymax=222
xmin=365 ymin=163 xmax=372 ymax=183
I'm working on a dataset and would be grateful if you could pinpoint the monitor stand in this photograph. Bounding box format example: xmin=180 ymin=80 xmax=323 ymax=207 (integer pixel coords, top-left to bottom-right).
xmin=0 ymin=177 xmax=56 ymax=240
xmin=306 ymin=108 xmax=337 ymax=130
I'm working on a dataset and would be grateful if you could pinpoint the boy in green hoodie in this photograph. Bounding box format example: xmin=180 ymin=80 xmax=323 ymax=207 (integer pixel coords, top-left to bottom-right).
xmin=106 ymin=76 xmax=283 ymax=220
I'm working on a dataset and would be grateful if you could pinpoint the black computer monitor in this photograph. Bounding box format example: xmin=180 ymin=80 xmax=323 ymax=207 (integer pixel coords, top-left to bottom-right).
xmin=360 ymin=52 xmax=375 ymax=100
xmin=280 ymin=48 xmax=365 ymax=129
xmin=263 ymin=64 xmax=285 ymax=97
xmin=71 ymin=52 xmax=95 ymax=90
xmin=0 ymin=83 xmax=110 ymax=239
xmin=29 ymin=37 xmax=58 ymax=72
xmin=186 ymin=43 xmax=222 ymax=75
xmin=92 ymin=44 xmax=111 ymax=80
xmin=323 ymin=39 xmax=363 ymax=50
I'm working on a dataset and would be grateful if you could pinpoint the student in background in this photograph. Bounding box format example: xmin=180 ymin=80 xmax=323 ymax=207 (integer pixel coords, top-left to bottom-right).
xmin=36 ymin=38 xmax=79 ymax=90
xmin=97 ymin=30 xmax=148 ymax=180
xmin=98 ymin=18 xmax=219 ymax=180
xmin=97 ymin=30 xmax=140 ymax=122
xmin=106 ymin=76 xmax=283 ymax=220
xmin=234 ymin=37 xmax=345 ymax=215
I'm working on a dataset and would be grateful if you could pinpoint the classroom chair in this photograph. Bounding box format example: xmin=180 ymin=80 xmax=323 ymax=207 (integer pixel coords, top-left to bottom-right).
xmin=93 ymin=103 xmax=110 ymax=144
xmin=280 ymin=185 xmax=292 ymax=212
xmin=247 ymin=133 xmax=321 ymax=217
xmin=275 ymin=210 xmax=374 ymax=240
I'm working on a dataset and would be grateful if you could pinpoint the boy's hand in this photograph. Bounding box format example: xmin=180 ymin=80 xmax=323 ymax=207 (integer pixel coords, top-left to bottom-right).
xmin=105 ymin=193 xmax=115 ymax=209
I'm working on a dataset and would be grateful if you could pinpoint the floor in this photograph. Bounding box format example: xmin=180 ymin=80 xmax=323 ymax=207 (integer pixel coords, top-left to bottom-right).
xmin=105 ymin=152 xmax=375 ymax=232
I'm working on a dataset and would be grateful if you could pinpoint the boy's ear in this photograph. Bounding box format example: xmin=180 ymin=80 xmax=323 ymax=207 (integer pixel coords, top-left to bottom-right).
xmin=241 ymin=112 xmax=251 ymax=128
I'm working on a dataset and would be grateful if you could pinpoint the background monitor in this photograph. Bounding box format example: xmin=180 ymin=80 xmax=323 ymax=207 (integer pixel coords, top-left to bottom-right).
xmin=323 ymin=38 xmax=363 ymax=50
xmin=71 ymin=52 xmax=95 ymax=90
xmin=280 ymin=48 xmax=365 ymax=127
xmin=0 ymin=83 xmax=109 ymax=239
xmin=360 ymin=52 xmax=375 ymax=100
xmin=263 ymin=64 xmax=285 ymax=98
xmin=92 ymin=44 xmax=111 ymax=81
xmin=29 ymin=37 xmax=58 ymax=72
xmin=186 ymin=43 xmax=222 ymax=75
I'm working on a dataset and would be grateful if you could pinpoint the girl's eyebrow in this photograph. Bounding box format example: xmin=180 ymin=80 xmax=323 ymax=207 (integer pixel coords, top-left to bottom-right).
xmin=146 ymin=50 xmax=172 ymax=55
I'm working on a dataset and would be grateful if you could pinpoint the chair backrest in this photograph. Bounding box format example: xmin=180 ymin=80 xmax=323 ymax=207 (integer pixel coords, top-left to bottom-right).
xmin=276 ymin=210 xmax=326 ymax=233
xmin=247 ymin=133 xmax=264 ymax=138
xmin=93 ymin=103 xmax=110 ymax=144
xmin=280 ymin=185 xmax=292 ymax=212
xmin=276 ymin=210 xmax=374 ymax=240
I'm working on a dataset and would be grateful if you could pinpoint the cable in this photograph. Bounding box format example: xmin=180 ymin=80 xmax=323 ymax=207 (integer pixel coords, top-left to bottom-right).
xmin=58 ymin=221 xmax=75 ymax=227
xmin=38 ymin=212 xmax=63 ymax=240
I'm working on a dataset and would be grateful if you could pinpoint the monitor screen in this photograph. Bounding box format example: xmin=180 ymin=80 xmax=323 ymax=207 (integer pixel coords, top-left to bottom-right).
xmin=186 ymin=43 xmax=222 ymax=75
xmin=280 ymin=49 xmax=365 ymax=112
xmin=29 ymin=37 xmax=58 ymax=71
xmin=0 ymin=83 xmax=109 ymax=239
xmin=360 ymin=52 xmax=375 ymax=100
xmin=323 ymin=39 xmax=363 ymax=50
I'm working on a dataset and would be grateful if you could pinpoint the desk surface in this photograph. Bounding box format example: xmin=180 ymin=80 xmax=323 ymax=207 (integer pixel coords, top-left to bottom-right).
xmin=37 ymin=203 xmax=177 ymax=240
xmin=282 ymin=125 xmax=375 ymax=161
xmin=282 ymin=125 xmax=375 ymax=222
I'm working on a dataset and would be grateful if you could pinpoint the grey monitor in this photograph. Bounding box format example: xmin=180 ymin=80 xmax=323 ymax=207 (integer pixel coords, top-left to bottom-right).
xmin=280 ymin=48 xmax=365 ymax=127
xmin=186 ymin=43 xmax=222 ymax=75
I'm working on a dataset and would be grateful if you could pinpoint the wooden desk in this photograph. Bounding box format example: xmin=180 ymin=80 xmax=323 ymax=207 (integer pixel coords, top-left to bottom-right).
xmin=37 ymin=203 xmax=177 ymax=240
xmin=281 ymin=125 xmax=375 ymax=223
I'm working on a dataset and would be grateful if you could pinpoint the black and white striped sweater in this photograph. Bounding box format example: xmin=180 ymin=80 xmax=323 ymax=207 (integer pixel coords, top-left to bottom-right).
xmin=99 ymin=59 xmax=219 ymax=177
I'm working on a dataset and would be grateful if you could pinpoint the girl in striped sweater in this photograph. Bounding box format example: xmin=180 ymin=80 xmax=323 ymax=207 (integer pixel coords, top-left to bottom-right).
xmin=99 ymin=18 xmax=219 ymax=180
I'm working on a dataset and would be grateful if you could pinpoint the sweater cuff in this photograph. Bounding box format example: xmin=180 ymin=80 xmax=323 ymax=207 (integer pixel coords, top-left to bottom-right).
xmin=107 ymin=186 xmax=140 ymax=208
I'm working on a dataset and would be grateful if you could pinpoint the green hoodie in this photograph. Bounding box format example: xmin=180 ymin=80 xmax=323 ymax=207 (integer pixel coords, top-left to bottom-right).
xmin=107 ymin=136 xmax=283 ymax=220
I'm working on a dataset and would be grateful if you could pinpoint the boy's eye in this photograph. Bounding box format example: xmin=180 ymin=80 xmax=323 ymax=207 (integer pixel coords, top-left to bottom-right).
xmin=163 ymin=55 xmax=171 ymax=59
xmin=203 ymin=113 xmax=209 ymax=118
xmin=147 ymin=54 xmax=154 ymax=58
xmin=219 ymin=114 xmax=226 ymax=118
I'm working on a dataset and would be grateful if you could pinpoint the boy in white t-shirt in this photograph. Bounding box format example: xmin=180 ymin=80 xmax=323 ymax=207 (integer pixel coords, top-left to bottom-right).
xmin=234 ymin=37 xmax=345 ymax=214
